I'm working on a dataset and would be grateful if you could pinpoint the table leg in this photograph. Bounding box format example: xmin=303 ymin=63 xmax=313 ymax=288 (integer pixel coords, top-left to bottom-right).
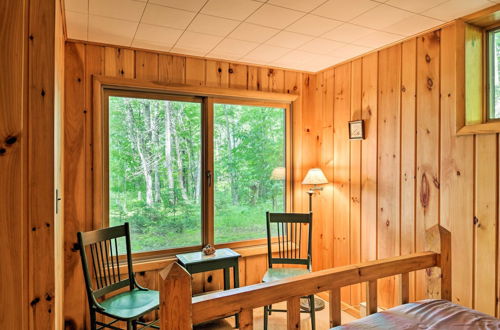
xmin=233 ymin=263 xmax=240 ymax=328
xmin=223 ymin=267 xmax=230 ymax=290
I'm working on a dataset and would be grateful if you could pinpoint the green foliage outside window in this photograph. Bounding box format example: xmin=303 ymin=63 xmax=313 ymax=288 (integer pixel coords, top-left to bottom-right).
xmin=489 ymin=29 xmax=500 ymax=120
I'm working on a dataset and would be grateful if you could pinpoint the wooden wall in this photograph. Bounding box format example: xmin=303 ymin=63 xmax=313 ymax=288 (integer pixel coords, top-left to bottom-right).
xmin=63 ymin=41 xmax=319 ymax=328
xmin=1 ymin=0 xmax=65 ymax=328
xmin=308 ymin=21 xmax=500 ymax=317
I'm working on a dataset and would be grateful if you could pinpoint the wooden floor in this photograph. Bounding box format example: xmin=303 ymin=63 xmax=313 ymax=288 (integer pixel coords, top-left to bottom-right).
xmin=194 ymin=297 xmax=358 ymax=330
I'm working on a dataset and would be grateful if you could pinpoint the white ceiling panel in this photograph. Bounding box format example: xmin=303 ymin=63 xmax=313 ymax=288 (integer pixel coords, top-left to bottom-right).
xmin=286 ymin=14 xmax=342 ymax=37
xmin=268 ymin=0 xmax=329 ymax=12
xmin=246 ymin=4 xmax=304 ymax=29
xmin=201 ymin=0 xmax=262 ymax=20
xmin=88 ymin=15 xmax=138 ymax=45
xmin=134 ymin=24 xmax=183 ymax=49
xmin=383 ymin=14 xmax=443 ymax=36
xmin=65 ymin=0 xmax=88 ymax=13
xmin=422 ymin=0 xmax=494 ymax=21
xmin=265 ymin=31 xmax=313 ymax=49
xmin=187 ymin=14 xmax=240 ymax=37
xmin=142 ymin=4 xmax=196 ymax=29
xmin=386 ymin=0 xmax=449 ymax=13
xmin=298 ymin=38 xmax=347 ymax=55
xmin=149 ymin=0 xmax=208 ymax=12
xmin=65 ymin=0 xmax=496 ymax=72
xmin=312 ymin=0 xmax=379 ymax=22
xmin=229 ymin=23 xmax=279 ymax=43
xmin=351 ymin=4 xmax=413 ymax=30
xmin=65 ymin=11 xmax=88 ymax=40
xmin=322 ymin=23 xmax=373 ymax=43
xmin=89 ymin=0 xmax=145 ymax=22
xmin=207 ymin=38 xmax=259 ymax=59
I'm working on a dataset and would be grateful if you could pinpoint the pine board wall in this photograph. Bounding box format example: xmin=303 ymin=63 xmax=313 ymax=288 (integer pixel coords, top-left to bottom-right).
xmin=63 ymin=41 xmax=317 ymax=328
xmin=307 ymin=21 xmax=499 ymax=317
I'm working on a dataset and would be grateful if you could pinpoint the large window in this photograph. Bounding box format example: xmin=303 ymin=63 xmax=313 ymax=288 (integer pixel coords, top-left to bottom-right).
xmin=488 ymin=28 xmax=500 ymax=120
xmin=108 ymin=93 xmax=202 ymax=253
xmin=104 ymin=90 xmax=290 ymax=255
xmin=214 ymin=102 xmax=286 ymax=243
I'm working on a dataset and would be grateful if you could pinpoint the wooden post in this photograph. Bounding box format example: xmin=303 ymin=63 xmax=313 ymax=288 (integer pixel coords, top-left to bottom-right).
xmin=366 ymin=280 xmax=377 ymax=315
xmin=287 ymin=296 xmax=301 ymax=329
xmin=425 ymin=225 xmax=451 ymax=300
xmin=399 ymin=272 xmax=410 ymax=304
xmin=159 ymin=263 xmax=193 ymax=329
xmin=329 ymin=288 xmax=341 ymax=327
xmin=239 ymin=308 xmax=253 ymax=330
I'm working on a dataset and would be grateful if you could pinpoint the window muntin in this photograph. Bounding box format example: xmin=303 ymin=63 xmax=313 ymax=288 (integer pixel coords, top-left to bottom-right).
xmin=488 ymin=28 xmax=500 ymax=120
xmin=108 ymin=94 xmax=202 ymax=253
xmin=213 ymin=103 xmax=286 ymax=244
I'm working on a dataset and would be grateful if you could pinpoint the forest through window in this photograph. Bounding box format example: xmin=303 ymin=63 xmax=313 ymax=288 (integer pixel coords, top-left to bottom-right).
xmin=108 ymin=94 xmax=286 ymax=253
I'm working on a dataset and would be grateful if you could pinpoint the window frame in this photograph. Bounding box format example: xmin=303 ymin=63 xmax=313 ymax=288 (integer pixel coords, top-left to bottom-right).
xmin=93 ymin=76 xmax=295 ymax=261
xmin=487 ymin=25 xmax=500 ymax=122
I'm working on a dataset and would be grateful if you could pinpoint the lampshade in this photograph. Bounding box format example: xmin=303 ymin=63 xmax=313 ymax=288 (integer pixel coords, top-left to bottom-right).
xmin=302 ymin=168 xmax=328 ymax=185
xmin=270 ymin=167 xmax=286 ymax=180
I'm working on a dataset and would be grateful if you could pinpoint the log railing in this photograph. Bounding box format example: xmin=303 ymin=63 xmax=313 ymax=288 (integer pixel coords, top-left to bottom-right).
xmin=159 ymin=225 xmax=450 ymax=329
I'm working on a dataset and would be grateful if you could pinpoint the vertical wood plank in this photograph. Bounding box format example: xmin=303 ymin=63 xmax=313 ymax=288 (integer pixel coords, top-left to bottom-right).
xmin=377 ymin=44 xmax=402 ymax=308
xmin=366 ymin=280 xmax=378 ymax=315
xmin=135 ymin=51 xmax=159 ymax=80
xmin=104 ymin=47 xmax=134 ymax=78
xmin=440 ymin=24 xmax=474 ymax=308
xmin=239 ymin=308 xmax=254 ymax=330
xmin=287 ymin=297 xmax=301 ymax=330
xmin=399 ymin=273 xmax=410 ymax=305
xmin=63 ymin=42 xmax=87 ymax=329
xmin=329 ymin=288 xmax=341 ymax=327
xmin=159 ymin=263 xmax=192 ymax=329
xmin=350 ymin=58 xmax=362 ymax=308
xmin=229 ymin=63 xmax=248 ymax=89
xmin=206 ymin=60 xmax=229 ymax=88
xmin=158 ymin=55 xmax=185 ymax=84
xmin=474 ymin=134 xmax=497 ymax=315
xmin=333 ymin=63 xmax=351 ymax=303
xmin=400 ymin=38 xmax=417 ymax=302
xmin=415 ymin=30 xmax=440 ymax=300
xmin=186 ymin=58 xmax=206 ymax=86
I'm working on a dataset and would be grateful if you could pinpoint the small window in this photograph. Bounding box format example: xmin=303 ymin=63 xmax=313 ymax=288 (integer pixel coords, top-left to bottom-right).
xmin=488 ymin=28 xmax=500 ymax=120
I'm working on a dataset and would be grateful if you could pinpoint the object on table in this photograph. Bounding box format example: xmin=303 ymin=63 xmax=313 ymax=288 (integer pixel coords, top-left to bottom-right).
xmin=202 ymin=244 xmax=216 ymax=255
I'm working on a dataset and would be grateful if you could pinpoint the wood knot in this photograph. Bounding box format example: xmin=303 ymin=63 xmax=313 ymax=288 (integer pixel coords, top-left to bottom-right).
xmin=30 ymin=297 xmax=40 ymax=307
xmin=77 ymin=77 xmax=81 ymax=82
xmin=71 ymin=242 xmax=80 ymax=252
xmin=5 ymin=136 xmax=17 ymax=145
xmin=425 ymin=54 xmax=431 ymax=63
xmin=473 ymin=216 xmax=479 ymax=225
xmin=228 ymin=68 xmax=234 ymax=74
xmin=29 ymin=34 xmax=34 ymax=40
xmin=217 ymin=67 xmax=222 ymax=73
xmin=420 ymin=173 xmax=430 ymax=208
xmin=0 ymin=148 xmax=6 ymax=155
xmin=427 ymin=78 xmax=433 ymax=90
xmin=456 ymin=170 xmax=461 ymax=176
xmin=386 ymin=220 xmax=390 ymax=227
xmin=268 ymin=69 xmax=274 ymax=76
xmin=401 ymin=86 xmax=406 ymax=92
xmin=120 ymin=69 xmax=125 ymax=75
xmin=45 ymin=294 xmax=52 ymax=301
xmin=41 ymin=89 xmax=46 ymax=97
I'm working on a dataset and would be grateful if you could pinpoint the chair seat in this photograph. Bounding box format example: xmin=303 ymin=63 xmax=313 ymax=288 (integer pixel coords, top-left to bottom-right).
xmin=100 ymin=289 xmax=159 ymax=320
xmin=262 ymin=268 xmax=310 ymax=283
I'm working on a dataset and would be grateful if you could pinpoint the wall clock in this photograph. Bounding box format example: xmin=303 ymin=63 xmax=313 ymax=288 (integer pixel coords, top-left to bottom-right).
xmin=348 ymin=120 xmax=364 ymax=140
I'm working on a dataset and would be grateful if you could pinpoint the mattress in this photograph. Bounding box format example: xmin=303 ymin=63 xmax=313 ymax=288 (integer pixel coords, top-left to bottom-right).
xmin=334 ymin=299 xmax=500 ymax=329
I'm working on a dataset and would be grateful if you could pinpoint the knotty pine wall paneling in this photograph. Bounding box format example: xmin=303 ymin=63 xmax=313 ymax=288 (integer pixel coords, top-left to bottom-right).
xmin=312 ymin=21 xmax=499 ymax=317
xmin=63 ymin=41 xmax=310 ymax=327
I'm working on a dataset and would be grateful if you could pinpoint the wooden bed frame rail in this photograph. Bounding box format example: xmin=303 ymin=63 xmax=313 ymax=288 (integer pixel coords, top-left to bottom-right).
xmin=159 ymin=225 xmax=450 ymax=329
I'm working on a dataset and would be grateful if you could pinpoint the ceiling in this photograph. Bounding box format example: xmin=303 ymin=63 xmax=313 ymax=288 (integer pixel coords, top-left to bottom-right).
xmin=64 ymin=0 xmax=498 ymax=72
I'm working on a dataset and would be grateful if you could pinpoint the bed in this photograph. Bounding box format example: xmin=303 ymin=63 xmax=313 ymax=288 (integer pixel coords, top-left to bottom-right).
xmin=334 ymin=299 xmax=500 ymax=329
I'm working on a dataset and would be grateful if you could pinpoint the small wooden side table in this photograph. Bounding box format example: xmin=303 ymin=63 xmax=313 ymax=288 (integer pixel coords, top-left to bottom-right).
xmin=176 ymin=248 xmax=241 ymax=326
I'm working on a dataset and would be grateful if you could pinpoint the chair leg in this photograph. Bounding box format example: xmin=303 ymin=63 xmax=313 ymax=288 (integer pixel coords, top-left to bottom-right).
xmin=309 ymin=295 xmax=316 ymax=330
xmin=90 ymin=310 xmax=97 ymax=330
xmin=132 ymin=320 xmax=138 ymax=330
xmin=269 ymin=304 xmax=272 ymax=315
xmin=126 ymin=320 xmax=133 ymax=330
xmin=263 ymin=306 xmax=269 ymax=330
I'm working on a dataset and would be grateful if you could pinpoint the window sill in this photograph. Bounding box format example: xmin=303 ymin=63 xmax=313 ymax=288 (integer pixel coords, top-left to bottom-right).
xmin=457 ymin=121 xmax=500 ymax=135
xmin=126 ymin=242 xmax=283 ymax=274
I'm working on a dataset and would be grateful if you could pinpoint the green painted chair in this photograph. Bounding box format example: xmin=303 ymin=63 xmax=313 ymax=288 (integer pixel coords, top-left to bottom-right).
xmin=263 ymin=212 xmax=315 ymax=330
xmin=77 ymin=223 xmax=160 ymax=330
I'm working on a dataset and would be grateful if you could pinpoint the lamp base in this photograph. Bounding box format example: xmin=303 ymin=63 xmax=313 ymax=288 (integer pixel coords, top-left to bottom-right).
xmin=300 ymin=296 xmax=326 ymax=312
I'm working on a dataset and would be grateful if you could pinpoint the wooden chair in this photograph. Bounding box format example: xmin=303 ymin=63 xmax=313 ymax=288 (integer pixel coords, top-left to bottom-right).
xmin=263 ymin=212 xmax=315 ymax=330
xmin=77 ymin=223 xmax=160 ymax=330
